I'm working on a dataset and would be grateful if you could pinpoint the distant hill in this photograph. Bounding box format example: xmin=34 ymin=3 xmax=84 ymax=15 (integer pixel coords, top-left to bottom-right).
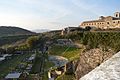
xmin=0 ymin=26 xmax=35 ymax=36
xmin=33 ymin=29 xmax=50 ymax=33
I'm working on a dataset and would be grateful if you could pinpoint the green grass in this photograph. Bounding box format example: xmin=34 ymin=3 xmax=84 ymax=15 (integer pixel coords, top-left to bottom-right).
xmin=0 ymin=53 xmax=32 ymax=78
xmin=57 ymin=73 xmax=75 ymax=80
xmin=30 ymin=56 xmax=42 ymax=73
xmin=44 ymin=61 xmax=54 ymax=70
xmin=43 ymin=72 xmax=49 ymax=80
xmin=43 ymin=60 xmax=54 ymax=80
xmin=31 ymin=51 xmax=54 ymax=73
xmin=62 ymin=48 xmax=82 ymax=61
xmin=49 ymin=45 xmax=69 ymax=55
xmin=49 ymin=45 xmax=83 ymax=61
xmin=31 ymin=51 xmax=54 ymax=80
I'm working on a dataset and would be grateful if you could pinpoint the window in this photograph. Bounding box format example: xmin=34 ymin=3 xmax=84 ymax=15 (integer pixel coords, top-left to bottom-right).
xmin=107 ymin=22 xmax=109 ymax=24
xmin=116 ymin=14 xmax=118 ymax=17
xmin=113 ymin=22 xmax=115 ymax=23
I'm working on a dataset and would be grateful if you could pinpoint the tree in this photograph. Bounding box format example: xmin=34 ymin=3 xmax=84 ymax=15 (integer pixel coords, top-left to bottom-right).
xmin=6 ymin=47 xmax=16 ymax=54
xmin=0 ymin=48 xmax=6 ymax=54
xmin=26 ymin=36 xmax=40 ymax=49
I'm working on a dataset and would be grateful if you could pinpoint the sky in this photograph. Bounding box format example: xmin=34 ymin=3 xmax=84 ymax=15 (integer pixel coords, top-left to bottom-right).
xmin=0 ymin=0 xmax=120 ymax=30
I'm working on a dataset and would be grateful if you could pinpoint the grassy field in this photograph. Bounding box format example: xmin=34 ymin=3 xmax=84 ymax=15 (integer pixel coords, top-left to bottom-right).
xmin=30 ymin=53 xmax=42 ymax=74
xmin=57 ymin=74 xmax=75 ymax=80
xmin=43 ymin=61 xmax=54 ymax=80
xmin=0 ymin=53 xmax=32 ymax=78
xmin=44 ymin=61 xmax=54 ymax=70
xmin=49 ymin=45 xmax=83 ymax=61
xmin=31 ymin=58 xmax=54 ymax=80
xmin=49 ymin=45 xmax=69 ymax=55
xmin=30 ymin=51 xmax=54 ymax=80
xmin=31 ymin=52 xmax=54 ymax=72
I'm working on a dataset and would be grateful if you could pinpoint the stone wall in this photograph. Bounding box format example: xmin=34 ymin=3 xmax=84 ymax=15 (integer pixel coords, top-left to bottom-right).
xmin=80 ymin=51 xmax=120 ymax=80
xmin=75 ymin=48 xmax=114 ymax=80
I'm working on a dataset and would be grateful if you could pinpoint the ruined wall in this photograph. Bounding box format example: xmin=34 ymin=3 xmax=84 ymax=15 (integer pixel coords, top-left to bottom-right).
xmin=80 ymin=51 xmax=120 ymax=80
xmin=75 ymin=48 xmax=115 ymax=80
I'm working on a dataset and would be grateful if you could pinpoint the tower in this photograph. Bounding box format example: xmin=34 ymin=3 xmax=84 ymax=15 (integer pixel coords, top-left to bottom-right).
xmin=114 ymin=12 xmax=120 ymax=18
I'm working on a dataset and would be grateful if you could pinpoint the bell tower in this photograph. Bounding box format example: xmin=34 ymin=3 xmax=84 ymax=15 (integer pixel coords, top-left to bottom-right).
xmin=114 ymin=12 xmax=120 ymax=18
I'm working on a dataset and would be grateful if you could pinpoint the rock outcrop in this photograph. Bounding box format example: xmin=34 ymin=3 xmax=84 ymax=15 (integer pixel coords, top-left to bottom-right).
xmin=80 ymin=51 xmax=120 ymax=80
xmin=75 ymin=48 xmax=114 ymax=80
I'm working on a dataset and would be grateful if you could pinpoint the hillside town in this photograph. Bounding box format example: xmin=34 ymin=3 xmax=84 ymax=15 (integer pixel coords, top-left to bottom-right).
xmin=0 ymin=12 xmax=120 ymax=80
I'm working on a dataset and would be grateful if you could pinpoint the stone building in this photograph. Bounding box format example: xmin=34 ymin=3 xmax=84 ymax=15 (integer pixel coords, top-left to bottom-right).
xmin=61 ymin=27 xmax=84 ymax=35
xmin=80 ymin=12 xmax=120 ymax=29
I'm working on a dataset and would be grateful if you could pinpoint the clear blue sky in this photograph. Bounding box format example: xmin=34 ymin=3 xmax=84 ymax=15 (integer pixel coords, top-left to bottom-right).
xmin=0 ymin=0 xmax=120 ymax=30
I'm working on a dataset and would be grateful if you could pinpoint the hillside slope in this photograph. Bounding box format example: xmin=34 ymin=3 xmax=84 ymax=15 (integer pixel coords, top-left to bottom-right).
xmin=0 ymin=26 xmax=35 ymax=36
